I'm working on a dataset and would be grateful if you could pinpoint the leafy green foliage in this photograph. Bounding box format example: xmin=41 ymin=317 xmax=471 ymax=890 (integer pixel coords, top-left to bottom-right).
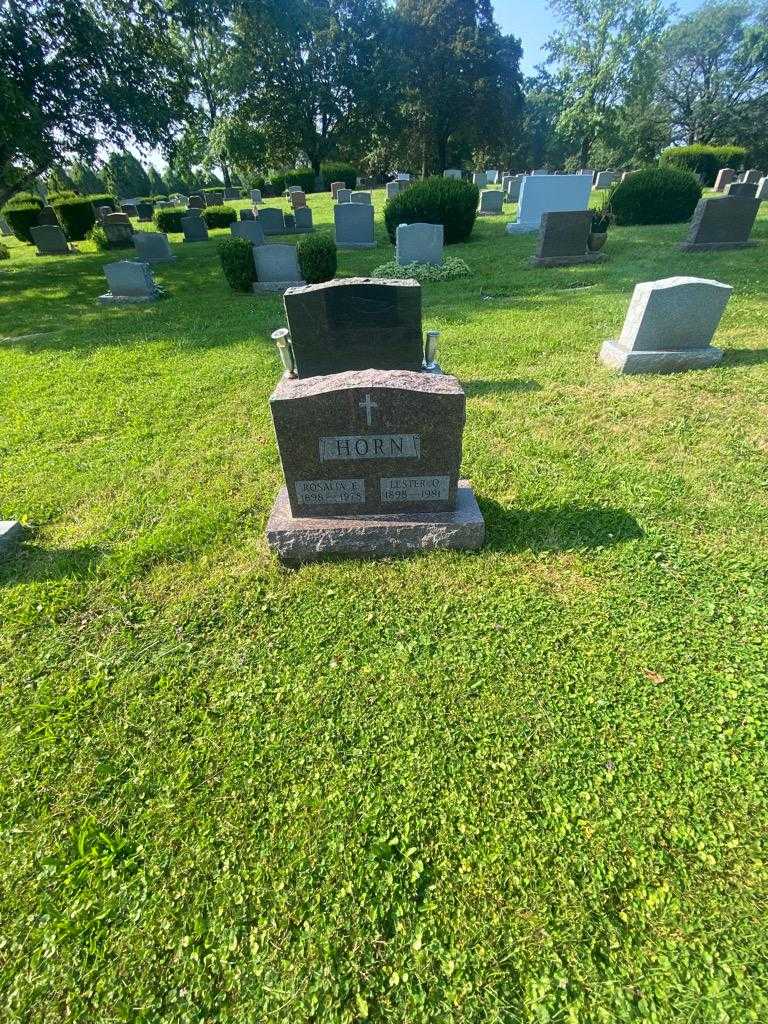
xmin=660 ymin=145 xmax=748 ymax=186
xmin=371 ymin=255 xmax=471 ymax=281
xmin=152 ymin=207 xmax=186 ymax=234
xmin=217 ymin=236 xmax=255 ymax=291
xmin=4 ymin=192 xmax=43 ymax=210
xmin=51 ymin=198 xmax=96 ymax=242
xmin=86 ymin=194 xmax=116 ymax=211
xmin=609 ymin=166 xmax=702 ymax=225
xmin=297 ymin=233 xmax=337 ymax=283
xmin=0 ymin=242 xmax=9 ymax=260
xmin=321 ymin=162 xmax=358 ymax=189
xmin=270 ymin=168 xmax=316 ymax=195
xmin=3 ymin=205 xmax=42 ymax=243
xmin=202 ymin=205 xmax=237 ymax=229
xmin=86 ymin=224 xmax=109 ymax=252
xmin=384 ymin=177 xmax=478 ymax=244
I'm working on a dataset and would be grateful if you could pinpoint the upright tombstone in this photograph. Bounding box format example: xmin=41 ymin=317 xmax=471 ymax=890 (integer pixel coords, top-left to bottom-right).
xmin=121 ymin=203 xmax=138 ymax=218
xmin=334 ymin=202 xmax=376 ymax=249
xmin=714 ymin=168 xmax=735 ymax=192
xmin=579 ymin=169 xmax=596 ymax=182
xmin=224 ymin=187 xmax=241 ymax=200
xmin=505 ymin=175 xmax=523 ymax=203
xmin=253 ymin=244 xmax=304 ymax=293
xmin=257 ymin=207 xmax=286 ymax=236
xmin=351 ymin=191 xmax=372 ymax=204
xmin=0 ymin=214 xmax=12 ymax=236
xmin=136 ymin=202 xmax=154 ymax=222
xmin=283 ymin=278 xmax=425 ymax=377
xmin=330 ymin=181 xmax=346 ymax=200
xmin=530 ymin=210 xmax=602 ymax=267
xmin=532 ymin=168 xmax=549 ymax=175
xmin=96 ymin=205 xmax=112 ymax=222
xmin=187 ymin=195 xmax=205 ymax=210
xmin=599 ymin=276 xmax=731 ymax=374
xmin=486 ymin=169 xmax=499 ymax=184
xmin=386 ymin=181 xmax=400 ymax=200
xmin=443 ymin=169 xmax=462 ymax=180
xmin=239 ymin=207 xmax=256 ymax=221
xmin=181 ymin=213 xmax=209 ymax=243
xmin=0 ymin=520 xmax=24 ymax=548
xmin=283 ymin=212 xmax=296 ymax=234
xmin=206 ymin=190 xmax=224 ymax=206
xmin=757 ymin=176 xmax=768 ymax=201
xmin=250 ymin=189 xmax=263 ymax=205
xmin=30 ymin=225 xmax=74 ymax=256
xmin=98 ymin=260 xmax=164 ymax=305
xmin=594 ymin=170 xmax=617 ymax=189
xmin=472 ymin=172 xmax=487 ymax=188
xmin=231 ymin=220 xmax=265 ymax=246
xmin=103 ymin=212 xmax=135 ymax=248
xmin=477 ymin=190 xmax=504 ymax=216
xmin=680 ymin=196 xmax=760 ymax=251
xmin=294 ymin=207 xmax=314 ymax=234
xmin=396 ymin=223 xmax=444 ymax=267
xmin=725 ymin=181 xmax=758 ymax=198
xmin=742 ymin=169 xmax=760 ymax=184
xmin=132 ymin=231 xmax=176 ymax=263
xmin=395 ymin=173 xmax=410 ymax=183
xmin=336 ymin=188 xmax=352 ymax=204
xmin=290 ymin=190 xmax=307 ymax=209
xmin=506 ymin=174 xmax=592 ymax=234
xmin=37 ymin=206 xmax=59 ymax=226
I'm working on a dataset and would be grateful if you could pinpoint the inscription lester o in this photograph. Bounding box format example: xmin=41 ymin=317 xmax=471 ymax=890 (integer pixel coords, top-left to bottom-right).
xmin=380 ymin=476 xmax=449 ymax=502
xmin=319 ymin=434 xmax=420 ymax=461
xmin=296 ymin=479 xmax=365 ymax=505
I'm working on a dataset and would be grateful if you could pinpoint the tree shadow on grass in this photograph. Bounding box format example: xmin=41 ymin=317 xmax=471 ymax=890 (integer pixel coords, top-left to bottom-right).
xmin=480 ymin=498 xmax=643 ymax=553
xmin=463 ymin=378 xmax=542 ymax=397
xmin=0 ymin=537 xmax=102 ymax=586
xmin=721 ymin=348 xmax=768 ymax=367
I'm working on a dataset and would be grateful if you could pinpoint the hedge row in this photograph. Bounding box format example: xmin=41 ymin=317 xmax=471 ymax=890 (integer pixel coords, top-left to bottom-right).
xmin=659 ymin=145 xmax=748 ymax=186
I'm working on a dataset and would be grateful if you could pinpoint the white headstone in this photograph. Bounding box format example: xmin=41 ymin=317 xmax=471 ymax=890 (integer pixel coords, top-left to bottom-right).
xmin=395 ymin=223 xmax=444 ymax=266
xmin=505 ymin=174 xmax=593 ymax=234
xmin=443 ymin=169 xmax=462 ymax=180
xmin=756 ymin=176 xmax=768 ymax=201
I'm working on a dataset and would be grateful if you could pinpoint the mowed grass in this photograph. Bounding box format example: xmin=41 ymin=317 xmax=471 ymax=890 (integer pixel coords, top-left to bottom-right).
xmin=1 ymin=189 xmax=767 ymax=1023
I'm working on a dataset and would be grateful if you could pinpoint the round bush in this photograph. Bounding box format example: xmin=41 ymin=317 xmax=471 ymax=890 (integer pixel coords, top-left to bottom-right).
xmin=0 ymin=242 xmax=9 ymax=260
xmin=4 ymin=205 xmax=43 ymax=243
xmin=87 ymin=225 xmax=109 ymax=252
xmin=609 ymin=167 xmax=702 ymax=225
xmin=384 ymin=177 xmax=479 ymax=244
xmin=660 ymin=145 xmax=747 ymax=187
xmin=53 ymin=197 xmax=97 ymax=240
xmin=297 ymin=234 xmax=337 ymax=284
xmin=218 ymin=237 xmax=255 ymax=292
xmin=202 ymin=205 xmax=237 ymax=229
xmin=153 ymin=206 xmax=186 ymax=234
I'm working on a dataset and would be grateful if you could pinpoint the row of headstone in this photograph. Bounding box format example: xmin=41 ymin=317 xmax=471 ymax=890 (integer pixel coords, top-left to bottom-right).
xmin=257 ymin=206 xmax=313 ymax=235
xmin=506 ymin=174 xmax=593 ymax=234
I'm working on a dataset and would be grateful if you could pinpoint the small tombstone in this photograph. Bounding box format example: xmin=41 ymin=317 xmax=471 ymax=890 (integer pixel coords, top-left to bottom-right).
xmin=478 ymin=190 xmax=504 ymax=216
xmin=757 ymin=176 xmax=768 ymax=201
xmin=103 ymin=213 xmax=135 ymax=248
xmin=265 ymin=369 xmax=484 ymax=563
xmin=532 ymin=168 xmax=549 ymax=175
xmin=290 ymin=190 xmax=307 ymax=209
xmin=334 ymin=203 xmax=376 ymax=249
xmin=285 ymin=185 xmax=302 ymax=194
xmin=253 ymin=243 xmax=304 ymax=293
xmin=350 ymin=191 xmax=372 ymax=205
xmin=680 ymin=196 xmax=760 ymax=251
xmin=98 ymin=260 xmax=163 ymax=305
xmin=741 ymin=169 xmax=760 ymax=184
xmin=283 ymin=278 xmax=424 ymax=377
xmin=599 ymin=276 xmax=731 ymax=374
xmin=714 ymin=168 xmax=734 ymax=192
xmin=224 ymin=187 xmax=241 ymax=200
xmin=239 ymin=207 xmax=256 ymax=221
xmin=336 ymin=188 xmax=352 ymax=204
xmin=294 ymin=207 xmax=314 ymax=234
xmin=37 ymin=206 xmax=59 ymax=226
xmin=187 ymin=195 xmax=205 ymax=209
xmin=330 ymin=181 xmax=346 ymax=200
xmin=486 ymin=169 xmax=499 ymax=184
xmin=725 ymin=181 xmax=758 ymax=198
xmin=231 ymin=220 xmax=266 ymax=246
xmin=396 ymin=223 xmax=444 ymax=267
xmin=30 ymin=224 xmax=73 ymax=256
xmin=0 ymin=215 xmax=12 ymax=237
xmin=121 ymin=204 xmax=138 ymax=218
xmin=443 ymin=169 xmax=462 ymax=180
xmin=132 ymin=231 xmax=176 ymax=263
xmin=206 ymin=191 xmax=224 ymax=206
xmin=396 ymin=173 xmax=410 ymax=182
xmin=0 ymin=520 xmax=24 ymax=547
xmin=505 ymin=175 xmax=523 ymax=203
xmin=357 ymin=176 xmax=375 ymax=189
xmin=96 ymin=205 xmax=112 ymax=222
xmin=181 ymin=214 xmax=209 ymax=243
xmin=257 ymin=207 xmax=286 ymax=236
xmin=530 ymin=210 xmax=602 ymax=267
xmin=594 ymin=170 xmax=617 ymax=189
xmin=386 ymin=181 xmax=400 ymax=200
xmin=136 ymin=201 xmax=154 ymax=222
xmin=472 ymin=172 xmax=487 ymax=188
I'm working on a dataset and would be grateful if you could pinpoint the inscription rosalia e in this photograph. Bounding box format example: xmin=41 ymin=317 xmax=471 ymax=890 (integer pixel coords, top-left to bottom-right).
xmin=296 ymin=479 xmax=365 ymax=505
xmin=319 ymin=434 xmax=420 ymax=461
xmin=380 ymin=476 xmax=449 ymax=502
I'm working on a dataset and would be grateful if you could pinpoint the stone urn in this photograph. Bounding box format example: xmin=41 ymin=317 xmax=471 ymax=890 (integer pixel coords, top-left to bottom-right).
xmin=588 ymin=231 xmax=608 ymax=252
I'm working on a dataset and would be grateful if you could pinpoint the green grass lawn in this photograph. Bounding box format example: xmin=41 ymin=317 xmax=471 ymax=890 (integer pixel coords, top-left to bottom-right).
xmin=1 ymin=190 xmax=767 ymax=1023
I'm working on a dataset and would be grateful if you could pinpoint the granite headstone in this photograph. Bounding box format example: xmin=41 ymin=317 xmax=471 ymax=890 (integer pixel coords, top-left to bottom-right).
xmin=530 ymin=210 xmax=601 ymax=266
xmin=395 ymin=223 xmax=444 ymax=266
xmin=98 ymin=260 xmax=163 ymax=305
xmin=680 ymin=196 xmax=759 ymax=251
xmin=334 ymin=203 xmax=376 ymax=249
xmin=253 ymin=244 xmax=304 ymax=293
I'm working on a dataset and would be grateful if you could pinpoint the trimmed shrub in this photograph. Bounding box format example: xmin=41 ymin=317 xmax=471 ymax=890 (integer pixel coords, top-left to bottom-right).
xmin=87 ymin=193 xmax=116 ymax=211
xmin=384 ymin=177 xmax=479 ymax=244
xmin=660 ymin=145 xmax=748 ymax=187
xmin=609 ymin=167 xmax=702 ymax=225
xmin=297 ymin=234 xmax=337 ymax=284
xmin=270 ymin=168 xmax=316 ymax=195
xmin=218 ymin=237 xmax=255 ymax=292
xmin=320 ymin=162 xmax=357 ymax=190
xmin=151 ymin=194 xmax=168 ymax=202
xmin=202 ymin=205 xmax=237 ymax=229
xmin=4 ymin=191 xmax=42 ymax=209
xmin=47 ymin=190 xmax=78 ymax=203
xmin=87 ymin=225 xmax=110 ymax=252
xmin=52 ymin=197 xmax=97 ymax=240
xmin=4 ymin=205 xmax=42 ymax=243
xmin=153 ymin=206 xmax=187 ymax=233
xmin=0 ymin=243 xmax=9 ymax=260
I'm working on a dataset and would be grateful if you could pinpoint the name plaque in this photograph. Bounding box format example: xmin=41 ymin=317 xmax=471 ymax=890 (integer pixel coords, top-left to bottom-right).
xmin=319 ymin=434 xmax=420 ymax=462
xmin=380 ymin=476 xmax=450 ymax=502
xmin=295 ymin=479 xmax=365 ymax=505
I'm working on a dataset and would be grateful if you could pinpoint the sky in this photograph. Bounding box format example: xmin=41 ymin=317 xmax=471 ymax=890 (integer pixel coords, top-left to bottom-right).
xmin=495 ymin=0 xmax=706 ymax=74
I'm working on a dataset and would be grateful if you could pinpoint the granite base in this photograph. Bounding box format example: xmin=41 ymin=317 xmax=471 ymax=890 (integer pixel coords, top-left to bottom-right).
xmin=599 ymin=339 xmax=723 ymax=374
xmin=505 ymin=222 xmax=540 ymax=235
xmin=530 ymin=253 xmax=604 ymax=267
xmin=97 ymin=292 xmax=164 ymax=305
xmin=266 ymin=480 xmax=485 ymax=564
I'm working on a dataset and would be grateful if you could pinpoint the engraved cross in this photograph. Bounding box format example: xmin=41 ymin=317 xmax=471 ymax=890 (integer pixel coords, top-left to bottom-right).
xmin=359 ymin=393 xmax=378 ymax=426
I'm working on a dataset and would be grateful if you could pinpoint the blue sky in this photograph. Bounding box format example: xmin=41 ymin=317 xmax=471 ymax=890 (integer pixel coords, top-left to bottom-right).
xmin=495 ymin=0 xmax=707 ymax=74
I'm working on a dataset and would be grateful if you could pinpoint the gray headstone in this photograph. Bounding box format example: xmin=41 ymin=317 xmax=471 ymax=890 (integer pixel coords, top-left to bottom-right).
xmin=443 ymin=169 xmax=462 ymax=180
xmin=395 ymin=173 xmax=410 ymax=182
xmin=336 ymin=189 xmax=352 ymax=204
xmin=579 ymin=169 xmax=596 ymax=182
xmin=334 ymin=203 xmax=375 ymax=249
xmin=224 ymin=187 xmax=241 ymax=200
xmin=231 ymin=220 xmax=265 ymax=246
xmin=269 ymin=369 xmax=465 ymax=518
xmin=136 ymin=202 xmax=154 ymax=222
xmin=714 ymin=168 xmax=734 ymax=192
xmin=741 ymin=169 xmax=760 ymax=184
xmin=253 ymin=243 xmax=304 ymax=292
xmin=472 ymin=172 xmax=487 ymax=188
xmin=290 ymin=191 xmax=307 ymax=209
xmin=103 ymin=213 xmax=135 ymax=248
xmin=594 ymin=170 xmax=617 ymax=189
xmin=37 ymin=206 xmax=59 ymax=226
xmin=600 ymin=276 xmax=731 ymax=374
xmin=181 ymin=214 xmax=209 ymax=242
xmin=132 ymin=231 xmax=176 ymax=263
xmin=285 ymin=186 xmax=302 ymax=194
xmin=206 ymin=191 xmax=224 ymax=206
xmin=283 ymin=213 xmax=296 ymax=233
xmin=681 ymin=196 xmax=760 ymax=251
xmin=99 ymin=260 xmax=162 ymax=304
xmin=257 ymin=207 xmax=285 ymax=236
xmin=486 ymin=170 xmax=499 ymax=184
xmin=725 ymin=181 xmax=758 ymax=198
xmin=478 ymin=190 xmax=504 ymax=215
xmin=0 ymin=214 xmax=12 ymax=236
xmin=0 ymin=520 xmax=24 ymax=547
xmin=757 ymin=176 xmax=768 ymax=201
xmin=330 ymin=181 xmax=346 ymax=199
xmin=96 ymin=205 xmax=112 ymax=222
xmin=294 ymin=207 xmax=314 ymax=234
xmin=239 ymin=208 xmax=256 ymax=221
xmin=531 ymin=210 xmax=599 ymax=266
xmin=395 ymin=223 xmax=444 ymax=266
xmin=187 ymin=195 xmax=204 ymax=209
xmin=505 ymin=175 xmax=523 ymax=202
xmin=250 ymin=189 xmax=263 ymax=205
xmin=357 ymin=176 xmax=375 ymax=189
xmin=386 ymin=181 xmax=400 ymax=200
xmin=30 ymin=224 xmax=71 ymax=255
xmin=283 ymin=278 xmax=423 ymax=377
xmin=121 ymin=204 xmax=138 ymax=218
xmin=351 ymin=191 xmax=372 ymax=205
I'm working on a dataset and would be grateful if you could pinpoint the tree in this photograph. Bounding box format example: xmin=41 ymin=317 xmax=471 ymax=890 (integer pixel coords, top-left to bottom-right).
xmin=67 ymin=159 xmax=106 ymax=195
xmin=659 ymin=2 xmax=768 ymax=148
xmin=103 ymin=152 xmax=153 ymax=198
xmin=543 ymin=0 xmax=669 ymax=166
xmin=0 ymin=0 xmax=187 ymax=208
xmin=147 ymin=166 xmax=168 ymax=196
xmin=395 ymin=0 xmax=524 ymax=174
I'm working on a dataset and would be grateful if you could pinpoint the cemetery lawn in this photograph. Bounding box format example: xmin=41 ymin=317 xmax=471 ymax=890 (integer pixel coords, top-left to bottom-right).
xmin=2 ymin=191 xmax=768 ymax=1024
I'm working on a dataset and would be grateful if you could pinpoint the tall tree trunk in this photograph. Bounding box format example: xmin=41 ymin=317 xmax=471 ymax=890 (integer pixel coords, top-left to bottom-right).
xmin=220 ymin=158 xmax=232 ymax=189
xmin=580 ymin=136 xmax=592 ymax=166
